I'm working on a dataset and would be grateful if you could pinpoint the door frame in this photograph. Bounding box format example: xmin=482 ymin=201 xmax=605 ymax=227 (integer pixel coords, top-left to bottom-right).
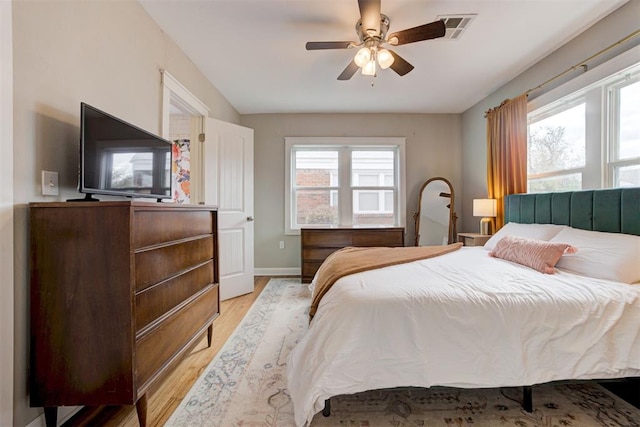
xmin=161 ymin=70 xmax=209 ymax=204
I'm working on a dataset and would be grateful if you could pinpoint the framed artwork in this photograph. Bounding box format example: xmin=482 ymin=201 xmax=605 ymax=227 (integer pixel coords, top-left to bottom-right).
xmin=172 ymin=139 xmax=190 ymax=203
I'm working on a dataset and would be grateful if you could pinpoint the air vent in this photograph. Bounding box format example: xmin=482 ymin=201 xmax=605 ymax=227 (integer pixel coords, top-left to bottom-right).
xmin=436 ymin=14 xmax=477 ymax=40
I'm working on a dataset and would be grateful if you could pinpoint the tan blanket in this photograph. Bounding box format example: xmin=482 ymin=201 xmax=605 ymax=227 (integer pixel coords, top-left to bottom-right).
xmin=309 ymin=243 xmax=463 ymax=319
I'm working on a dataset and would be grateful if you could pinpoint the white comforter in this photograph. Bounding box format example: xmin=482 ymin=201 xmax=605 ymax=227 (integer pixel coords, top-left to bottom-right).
xmin=286 ymin=247 xmax=640 ymax=426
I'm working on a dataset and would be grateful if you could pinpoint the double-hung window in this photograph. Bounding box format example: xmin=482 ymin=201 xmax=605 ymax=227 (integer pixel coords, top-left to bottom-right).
xmin=527 ymin=52 xmax=640 ymax=192
xmin=285 ymin=137 xmax=406 ymax=234
xmin=527 ymin=97 xmax=586 ymax=192
xmin=608 ymin=74 xmax=640 ymax=186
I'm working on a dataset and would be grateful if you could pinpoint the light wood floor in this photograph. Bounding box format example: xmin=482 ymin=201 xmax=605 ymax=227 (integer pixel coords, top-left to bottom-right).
xmin=64 ymin=276 xmax=280 ymax=427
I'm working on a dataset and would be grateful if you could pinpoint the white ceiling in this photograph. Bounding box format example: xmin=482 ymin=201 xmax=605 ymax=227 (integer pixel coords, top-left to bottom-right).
xmin=139 ymin=0 xmax=627 ymax=114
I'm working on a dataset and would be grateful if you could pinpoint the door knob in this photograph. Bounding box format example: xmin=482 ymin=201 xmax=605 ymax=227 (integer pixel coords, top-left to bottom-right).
xmin=247 ymin=216 xmax=254 ymax=222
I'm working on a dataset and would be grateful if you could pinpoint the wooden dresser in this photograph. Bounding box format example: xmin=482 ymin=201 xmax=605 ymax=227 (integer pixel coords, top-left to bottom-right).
xmin=29 ymin=201 xmax=219 ymax=427
xmin=301 ymin=227 xmax=405 ymax=283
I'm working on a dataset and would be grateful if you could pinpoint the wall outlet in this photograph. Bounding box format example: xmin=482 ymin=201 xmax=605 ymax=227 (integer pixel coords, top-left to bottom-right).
xmin=279 ymin=240 xmax=285 ymax=249
xmin=41 ymin=171 xmax=59 ymax=196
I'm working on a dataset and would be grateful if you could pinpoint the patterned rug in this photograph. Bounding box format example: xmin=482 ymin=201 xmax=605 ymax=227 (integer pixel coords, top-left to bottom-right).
xmin=166 ymin=278 xmax=640 ymax=426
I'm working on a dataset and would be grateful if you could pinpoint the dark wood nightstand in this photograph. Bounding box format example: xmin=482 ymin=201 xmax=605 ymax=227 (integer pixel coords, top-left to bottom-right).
xmin=457 ymin=232 xmax=491 ymax=247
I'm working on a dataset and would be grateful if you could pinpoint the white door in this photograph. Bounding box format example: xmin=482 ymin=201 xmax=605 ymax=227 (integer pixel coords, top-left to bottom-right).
xmin=202 ymin=118 xmax=254 ymax=301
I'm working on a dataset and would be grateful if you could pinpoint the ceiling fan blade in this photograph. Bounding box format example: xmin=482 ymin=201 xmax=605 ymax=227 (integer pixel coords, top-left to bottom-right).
xmin=337 ymin=60 xmax=359 ymax=80
xmin=306 ymin=41 xmax=355 ymax=50
xmin=387 ymin=20 xmax=446 ymax=46
xmin=388 ymin=50 xmax=414 ymax=76
xmin=358 ymin=0 xmax=381 ymax=36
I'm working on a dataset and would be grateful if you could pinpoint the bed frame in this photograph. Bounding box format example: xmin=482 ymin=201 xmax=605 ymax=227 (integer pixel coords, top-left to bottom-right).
xmin=322 ymin=187 xmax=640 ymax=417
xmin=503 ymin=187 xmax=640 ymax=411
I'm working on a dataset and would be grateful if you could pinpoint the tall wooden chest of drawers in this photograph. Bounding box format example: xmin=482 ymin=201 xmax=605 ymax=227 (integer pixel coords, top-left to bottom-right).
xmin=29 ymin=201 xmax=219 ymax=427
xmin=301 ymin=227 xmax=405 ymax=283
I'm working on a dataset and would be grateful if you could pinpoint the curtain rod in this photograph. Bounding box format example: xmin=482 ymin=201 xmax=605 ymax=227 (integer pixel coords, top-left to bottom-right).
xmin=486 ymin=29 xmax=640 ymax=116
xmin=524 ymin=29 xmax=640 ymax=96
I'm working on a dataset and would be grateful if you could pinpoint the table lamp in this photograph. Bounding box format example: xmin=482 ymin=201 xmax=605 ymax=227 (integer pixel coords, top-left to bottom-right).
xmin=473 ymin=198 xmax=496 ymax=235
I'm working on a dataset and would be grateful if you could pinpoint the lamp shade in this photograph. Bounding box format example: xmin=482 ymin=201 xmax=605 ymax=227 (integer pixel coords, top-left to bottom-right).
xmin=473 ymin=199 xmax=496 ymax=217
xmin=377 ymin=48 xmax=394 ymax=69
xmin=354 ymin=47 xmax=371 ymax=68
xmin=361 ymin=60 xmax=376 ymax=76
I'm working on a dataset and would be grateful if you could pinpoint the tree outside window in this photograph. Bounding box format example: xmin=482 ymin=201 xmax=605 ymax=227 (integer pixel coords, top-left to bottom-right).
xmin=528 ymin=103 xmax=585 ymax=192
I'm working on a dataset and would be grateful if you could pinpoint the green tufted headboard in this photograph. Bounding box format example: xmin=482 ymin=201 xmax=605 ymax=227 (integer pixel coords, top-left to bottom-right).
xmin=504 ymin=188 xmax=640 ymax=236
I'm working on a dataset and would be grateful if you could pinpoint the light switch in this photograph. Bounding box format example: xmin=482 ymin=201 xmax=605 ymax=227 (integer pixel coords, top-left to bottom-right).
xmin=42 ymin=171 xmax=59 ymax=196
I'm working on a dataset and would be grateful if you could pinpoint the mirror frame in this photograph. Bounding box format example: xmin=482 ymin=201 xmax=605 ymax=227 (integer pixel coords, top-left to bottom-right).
xmin=414 ymin=177 xmax=457 ymax=246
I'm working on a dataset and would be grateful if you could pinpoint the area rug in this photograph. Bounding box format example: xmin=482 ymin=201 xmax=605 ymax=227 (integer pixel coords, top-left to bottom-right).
xmin=166 ymin=278 xmax=640 ymax=426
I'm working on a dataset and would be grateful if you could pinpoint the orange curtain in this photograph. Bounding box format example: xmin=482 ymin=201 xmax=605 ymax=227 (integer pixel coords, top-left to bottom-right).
xmin=486 ymin=94 xmax=528 ymax=229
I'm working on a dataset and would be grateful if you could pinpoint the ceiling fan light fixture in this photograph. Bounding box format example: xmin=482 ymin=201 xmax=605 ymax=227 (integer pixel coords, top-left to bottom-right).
xmin=377 ymin=48 xmax=394 ymax=69
xmin=362 ymin=59 xmax=376 ymax=76
xmin=354 ymin=47 xmax=372 ymax=68
xmin=306 ymin=2 xmax=447 ymax=80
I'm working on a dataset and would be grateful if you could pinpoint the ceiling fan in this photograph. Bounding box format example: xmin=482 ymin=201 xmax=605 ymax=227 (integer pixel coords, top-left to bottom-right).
xmin=305 ymin=0 xmax=446 ymax=80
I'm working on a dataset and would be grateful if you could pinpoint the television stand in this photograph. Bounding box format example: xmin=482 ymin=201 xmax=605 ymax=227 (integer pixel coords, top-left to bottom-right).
xmin=66 ymin=193 xmax=100 ymax=202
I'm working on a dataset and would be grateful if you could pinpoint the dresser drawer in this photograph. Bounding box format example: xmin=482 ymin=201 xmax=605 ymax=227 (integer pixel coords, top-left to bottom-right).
xmin=133 ymin=210 xmax=214 ymax=248
xmin=135 ymin=236 xmax=214 ymax=291
xmin=135 ymin=260 xmax=215 ymax=332
xmin=352 ymin=230 xmax=403 ymax=246
xmin=302 ymin=261 xmax=324 ymax=279
xmin=302 ymin=230 xmax=353 ymax=247
xmin=302 ymin=247 xmax=341 ymax=262
xmin=135 ymin=285 xmax=218 ymax=388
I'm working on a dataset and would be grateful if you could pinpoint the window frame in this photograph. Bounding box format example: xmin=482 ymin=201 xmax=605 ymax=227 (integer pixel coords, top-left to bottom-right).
xmin=606 ymin=73 xmax=640 ymax=186
xmin=284 ymin=137 xmax=406 ymax=235
xmin=526 ymin=46 xmax=640 ymax=192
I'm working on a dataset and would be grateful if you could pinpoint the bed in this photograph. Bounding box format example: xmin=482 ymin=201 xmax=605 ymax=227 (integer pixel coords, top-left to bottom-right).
xmin=286 ymin=188 xmax=640 ymax=427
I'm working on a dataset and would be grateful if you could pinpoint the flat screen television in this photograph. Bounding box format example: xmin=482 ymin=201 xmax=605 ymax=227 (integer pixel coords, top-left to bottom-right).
xmin=77 ymin=102 xmax=173 ymax=201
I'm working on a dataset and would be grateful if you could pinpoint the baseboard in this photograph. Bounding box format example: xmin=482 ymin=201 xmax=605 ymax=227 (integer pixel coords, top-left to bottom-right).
xmin=254 ymin=268 xmax=301 ymax=276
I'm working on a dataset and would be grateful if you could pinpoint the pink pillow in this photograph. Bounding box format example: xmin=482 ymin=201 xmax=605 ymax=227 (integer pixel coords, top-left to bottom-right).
xmin=489 ymin=235 xmax=577 ymax=274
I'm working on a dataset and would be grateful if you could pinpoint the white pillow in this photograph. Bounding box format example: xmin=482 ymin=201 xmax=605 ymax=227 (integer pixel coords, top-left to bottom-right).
xmin=483 ymin=222 xmax=566 ymax=251
xmin=549 ymin=227 xmax=640 ymax=284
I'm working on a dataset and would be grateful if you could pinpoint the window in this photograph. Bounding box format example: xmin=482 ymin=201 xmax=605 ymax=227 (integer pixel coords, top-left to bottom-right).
xmin=292 ymin=149 xmax=339 ymax=227
xmin=609 ymin=78 xmax=640 ymax=187
xmin=285 ymin=137 xmax=406 ymax=234
xmin=527 ymin=54 xmax=640 ymax=192
xmin=528 ymin=101 xmax=585 ymax=192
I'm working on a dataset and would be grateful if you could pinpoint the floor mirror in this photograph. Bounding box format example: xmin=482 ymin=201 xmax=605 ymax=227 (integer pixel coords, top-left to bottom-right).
xmin=414 ymin=177 xmax=457 ymax=246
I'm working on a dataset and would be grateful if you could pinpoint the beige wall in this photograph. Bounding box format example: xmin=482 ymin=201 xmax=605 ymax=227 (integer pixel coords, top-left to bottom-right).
xmin=240 ymin=113 xmax=462 ymax=270
xmin=12 ymin=1 xmax=239 ymax=425
xmin=460 ymin=0 xmax=640 ymax=231
xmin=1 ymin=1 xmax=14 ymax=426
